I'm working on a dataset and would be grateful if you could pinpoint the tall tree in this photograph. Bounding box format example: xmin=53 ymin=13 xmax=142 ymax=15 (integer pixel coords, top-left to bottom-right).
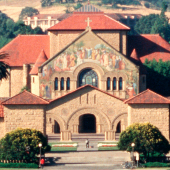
xmin=0 ymin=53 xmax=9 ymax=80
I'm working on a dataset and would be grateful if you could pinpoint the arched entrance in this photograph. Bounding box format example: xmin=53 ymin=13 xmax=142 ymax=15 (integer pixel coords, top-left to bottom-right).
xmin=54 ymin=120 xmax=60 ymax=133
xmin=79 ymin=114 xmax=96 ymax=133
xmin=116 ymin=121 xmax=121 ymax=133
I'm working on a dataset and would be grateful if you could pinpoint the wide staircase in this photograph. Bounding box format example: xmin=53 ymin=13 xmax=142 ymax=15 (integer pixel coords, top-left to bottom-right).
xmin=46 ymin=133 xmax=129 ymax=167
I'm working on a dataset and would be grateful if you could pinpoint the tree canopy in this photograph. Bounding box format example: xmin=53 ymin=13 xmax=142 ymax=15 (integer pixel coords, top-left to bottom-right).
xmin=0 ymin=53 xmax=9 ymax=80
xmin=144 ymin=59 xmax=170 ymax=96
xmin=0 ymin=128 xmax=51 ymax=162
xmin=0 ymin=11 xmax=44 ymax=49
xmin=134 ymin=2 xmax=170 ymax=42
xmin=118 ymin=123 xmax=170 ymax=160
xmin=19 ymin=7 xmax=39 ymax=20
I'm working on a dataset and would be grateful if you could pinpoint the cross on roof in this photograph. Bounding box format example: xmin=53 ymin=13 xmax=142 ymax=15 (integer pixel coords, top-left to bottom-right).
xmin=85 ymin=17 xmax=92 ymax=27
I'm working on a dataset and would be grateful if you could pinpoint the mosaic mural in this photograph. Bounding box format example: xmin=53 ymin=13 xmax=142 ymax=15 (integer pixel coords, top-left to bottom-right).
xmin=39 ymin=33 xmax=138 ymax=99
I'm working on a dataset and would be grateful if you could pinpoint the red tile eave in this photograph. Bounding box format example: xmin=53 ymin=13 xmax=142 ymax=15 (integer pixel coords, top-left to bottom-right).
xmin=50 ymin=85 xmax=124 ymax=103
xmin=124 ymin=89 xmax=170 ymax=104
xmin=2 ymin=90 xmax=49 ymax=105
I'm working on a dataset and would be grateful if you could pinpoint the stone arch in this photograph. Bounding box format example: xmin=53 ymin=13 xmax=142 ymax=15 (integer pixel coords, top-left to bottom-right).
xmin=73 ymin=62 xmax=105 ymax=81
xmin=47 ymin=113 xmax=66 ymax=132
xmin=112 ymin=112 xmax=128 ymax=132
xmin=67 ymin=107 xmax=111 ymax=133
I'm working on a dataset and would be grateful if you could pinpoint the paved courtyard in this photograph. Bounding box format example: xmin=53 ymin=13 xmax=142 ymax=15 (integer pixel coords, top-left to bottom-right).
xmin=44 ymin=133 xmax=129 ymax=169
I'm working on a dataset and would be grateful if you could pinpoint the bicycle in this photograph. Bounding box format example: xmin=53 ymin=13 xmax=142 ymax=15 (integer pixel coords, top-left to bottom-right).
xmin=121 ymin=161 xmax=144 ymax=169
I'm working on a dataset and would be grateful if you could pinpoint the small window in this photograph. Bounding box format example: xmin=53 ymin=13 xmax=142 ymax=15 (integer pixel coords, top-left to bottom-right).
xmin=61 ymin=77 xmax=64 ymax=90
xmin=113 ymin=77 xmax=116 ymax=90
xmin=67 ymin=78 xmax=70 ymax=90
xmin=54 ymin=78 xmax=58 ymax=90
xmin=119 ymin=77 xmax=123 ymax=90
xmin=33 ymin=77 xmax=34 ymax=83
xmin=107 ymin=77 xmax=110 ymax=90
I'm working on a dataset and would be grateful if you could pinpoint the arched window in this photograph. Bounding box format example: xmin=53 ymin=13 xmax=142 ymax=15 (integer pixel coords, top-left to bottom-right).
xmin=54 ymin=77 xmax=58 ymax=90
xmin=61 ymin=77 xmax=64 ymax=90
xmin=67 ymin=77 xmax=70 ymax=90
xmin=119 ymin=77 xmax=123 ymax=90
xmin=107 ymin=77 xmax=110 ymax=90
xmin=79 ymin=69 xmax=98 ymax=87
xmin=113 ymin=77 xmax=116 ymax=90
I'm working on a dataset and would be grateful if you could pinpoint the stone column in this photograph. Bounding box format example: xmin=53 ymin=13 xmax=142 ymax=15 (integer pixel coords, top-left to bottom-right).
xmin=64 ymin=79 xmax=67 ymax=91
xmin=73 ymin=124 xmax=79 ymax=133
xmin=61 ymin=131 xmax=72 ymax=141
xmin=105 ymin=130 xmax=115 ymax=141
xmin=110 ymin=80 xmax=113 ymax=91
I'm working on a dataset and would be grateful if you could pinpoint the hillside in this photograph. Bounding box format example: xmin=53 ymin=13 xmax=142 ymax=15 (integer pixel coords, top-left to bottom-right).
xmin=0 ymin=0 xmax=170 ymax=21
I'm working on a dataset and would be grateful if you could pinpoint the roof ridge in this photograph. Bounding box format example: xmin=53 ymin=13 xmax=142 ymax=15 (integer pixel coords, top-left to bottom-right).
xmin=104 ymin=14 xmax=130 ymax=30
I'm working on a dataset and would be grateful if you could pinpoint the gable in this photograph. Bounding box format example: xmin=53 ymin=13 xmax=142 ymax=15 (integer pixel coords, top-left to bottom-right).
xmin=40 ymin=30 xmax=138 ymax=74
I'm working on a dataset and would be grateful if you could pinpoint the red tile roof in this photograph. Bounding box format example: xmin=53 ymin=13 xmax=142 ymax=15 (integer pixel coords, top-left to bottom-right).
xmin=50 ymin=84 xmax=124 ymax=103
xmin=48 ymin=13 xmax=130 ymax=31
xmin=128 ymin=34 xmax=170 ymax=63
xmin=30 ymin=49 xmax=48 ymax=75
xmin=2 ymin=90 xmax=49 ymax=105
xmin=125 ymin=89 xmax=170 ymax=104
xmin=0 ymin=35 xmax=50 ymax=67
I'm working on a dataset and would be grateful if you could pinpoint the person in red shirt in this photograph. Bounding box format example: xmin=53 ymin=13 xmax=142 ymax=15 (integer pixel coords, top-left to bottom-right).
xmin=40 ymin=158 xmax=45 ymax=169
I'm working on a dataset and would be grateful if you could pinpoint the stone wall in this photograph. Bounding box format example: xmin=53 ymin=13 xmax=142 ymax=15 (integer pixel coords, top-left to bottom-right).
xmin=49 ymin=31 xmax=82 ymax=57
xmin=4 ymin=105 xmax=45 ymax=135
xmin=46 ymin=86 xmax=128 ymax=134
xmin=95 ymin=31 xmax=120 ymax=52
xmin=128 ymin=104 xmax=170 ymax=140
xmin=0 ymin=118 xmax=5 ymax=139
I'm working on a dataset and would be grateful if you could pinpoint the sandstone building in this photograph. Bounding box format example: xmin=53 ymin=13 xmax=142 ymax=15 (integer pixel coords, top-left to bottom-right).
xmin=0 ymin=5 xmax=170 ymax=141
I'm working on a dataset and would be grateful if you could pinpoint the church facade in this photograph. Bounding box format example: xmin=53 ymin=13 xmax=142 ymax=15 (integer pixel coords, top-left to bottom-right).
xmin=0 ymin=5 xmax=170 ymax=141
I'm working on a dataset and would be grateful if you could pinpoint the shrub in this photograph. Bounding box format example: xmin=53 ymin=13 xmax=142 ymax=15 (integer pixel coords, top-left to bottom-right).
xmin=144 ymin=162 xmax=170 ymax=167
xmin=0 ymin=128 xmax=51 ymax=163
xmin=118 ymin=123 xmax=170 ymax=161
xmin=0 ymin=163 xmax=38 ymax=168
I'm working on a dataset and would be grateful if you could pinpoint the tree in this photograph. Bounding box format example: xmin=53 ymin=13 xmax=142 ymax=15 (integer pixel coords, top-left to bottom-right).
xmin=134 ymin=2 xmax=170 ymax=42
xmin=0 ymin=11 xmax=44 ymax=49
xmin=41 ymin=0 xmax=52 ymax=7
xmin=144 ymin=59 xmax=170 ymax=96
xmin=0 ymin=53 xmax=9 ymax=80
xmin=134 ymin=14 xmax=159 ymax=34
xmin=118 ymin=123 xmax=170 ymax=160
xmin=0 ymin=128 xmax=51 ymax=162
xmin=19 ymin=7 xmax=39 ymax=20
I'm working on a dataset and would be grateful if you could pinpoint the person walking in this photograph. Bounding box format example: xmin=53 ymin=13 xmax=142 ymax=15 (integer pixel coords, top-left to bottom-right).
xmin=40 ymin=158 xmax=45 ymax=169
xmin=85 ymin=139 xmax=89 ymax=148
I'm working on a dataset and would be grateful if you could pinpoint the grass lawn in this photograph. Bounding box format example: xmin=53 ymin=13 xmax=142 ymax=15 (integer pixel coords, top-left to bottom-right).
xmin=98 ymin=141 xmax=119 ymax=151
xmin=49 ymin=142 xmax=77 ymax=152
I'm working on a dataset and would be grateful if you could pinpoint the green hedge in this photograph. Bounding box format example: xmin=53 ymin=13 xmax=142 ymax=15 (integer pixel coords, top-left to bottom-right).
xmin=144 ymin=162 xmax=170 ymax=167
xmin=0 ymin=163 xmax=38 ymax=168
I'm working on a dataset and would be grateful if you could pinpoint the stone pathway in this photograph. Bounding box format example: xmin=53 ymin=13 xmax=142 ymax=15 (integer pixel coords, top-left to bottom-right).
xmin=45 ymin=133 xmax=128 ymax=169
